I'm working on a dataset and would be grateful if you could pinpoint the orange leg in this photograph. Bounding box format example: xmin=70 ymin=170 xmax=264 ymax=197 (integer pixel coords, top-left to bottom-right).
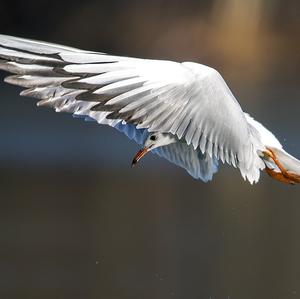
xmin=264 ymin=148 xmax=300 ymax=185
xmin=265 ymin=167 xmax=296 ymax=185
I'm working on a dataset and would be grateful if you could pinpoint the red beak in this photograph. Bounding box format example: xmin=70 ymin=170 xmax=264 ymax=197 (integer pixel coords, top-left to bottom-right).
xmin=131 ymin=148 xmax=150 ymax=167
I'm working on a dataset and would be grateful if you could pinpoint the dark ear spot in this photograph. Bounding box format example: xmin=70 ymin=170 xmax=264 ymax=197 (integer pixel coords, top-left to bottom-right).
xmin=150 ymin=135 xmax=157 ymax=141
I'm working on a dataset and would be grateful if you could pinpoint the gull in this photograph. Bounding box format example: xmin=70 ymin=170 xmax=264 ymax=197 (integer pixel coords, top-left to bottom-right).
xmin=0 ymin=34 xmax=299 ymax=185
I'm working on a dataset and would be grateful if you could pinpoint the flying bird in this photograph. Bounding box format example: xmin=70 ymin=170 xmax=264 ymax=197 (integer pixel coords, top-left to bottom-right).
xmin=0 ymin=34 xmax=299 ymax=185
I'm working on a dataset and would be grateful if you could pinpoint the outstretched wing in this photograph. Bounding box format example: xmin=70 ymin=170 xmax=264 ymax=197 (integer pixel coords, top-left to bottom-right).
xmin=0 ymin=34 xmax=264 ymax=183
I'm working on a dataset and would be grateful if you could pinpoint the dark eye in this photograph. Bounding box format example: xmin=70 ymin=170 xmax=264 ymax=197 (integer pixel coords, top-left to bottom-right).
xmin=150 ymin=135 xmax=157 ymax=141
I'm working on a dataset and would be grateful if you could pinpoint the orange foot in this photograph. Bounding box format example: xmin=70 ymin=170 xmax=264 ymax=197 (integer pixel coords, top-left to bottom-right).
xmin=264 ymin=148 xmax=300 ymax=185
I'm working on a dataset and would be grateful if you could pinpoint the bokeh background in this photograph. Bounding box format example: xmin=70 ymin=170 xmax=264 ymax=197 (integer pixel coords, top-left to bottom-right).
xmin=0 ymin=0 xmax=300 ymax=298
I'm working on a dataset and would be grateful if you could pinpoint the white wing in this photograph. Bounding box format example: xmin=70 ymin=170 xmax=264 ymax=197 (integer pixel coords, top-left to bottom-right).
xmin=0 ymin=34 xmax=265 ymax=183
xmin=154 ymin=144 xmax=218 ymax=182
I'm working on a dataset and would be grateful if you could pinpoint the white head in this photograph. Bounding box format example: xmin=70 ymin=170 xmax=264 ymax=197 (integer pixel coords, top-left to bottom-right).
xmin=144 ymin=132 xmax=177 ymax=150
xmin=131 ymin=132 xmax=177 ymax=167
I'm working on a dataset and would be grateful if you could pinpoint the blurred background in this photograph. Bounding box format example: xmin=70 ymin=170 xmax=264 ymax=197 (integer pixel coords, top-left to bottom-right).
xmin=0 ymin=0 xmax=300 ymax=298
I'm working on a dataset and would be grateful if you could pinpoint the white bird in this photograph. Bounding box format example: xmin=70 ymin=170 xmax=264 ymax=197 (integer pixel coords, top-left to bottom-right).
xmin=0 ymin=34 xmax=299 ymax=185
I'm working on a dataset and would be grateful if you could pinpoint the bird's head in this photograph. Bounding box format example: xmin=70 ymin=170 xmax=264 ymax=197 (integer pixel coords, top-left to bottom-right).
xmin=131 ymin=132 xmax=176 ymax=167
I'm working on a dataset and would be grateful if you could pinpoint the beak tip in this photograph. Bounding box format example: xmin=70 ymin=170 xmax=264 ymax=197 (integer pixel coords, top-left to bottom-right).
xmin=131 ymin=147 xmax=149 ymax=168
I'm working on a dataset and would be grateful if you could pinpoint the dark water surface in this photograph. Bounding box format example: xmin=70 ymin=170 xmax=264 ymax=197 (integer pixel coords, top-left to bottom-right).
xmin=0 ymin=168 xmax=299 ymax=299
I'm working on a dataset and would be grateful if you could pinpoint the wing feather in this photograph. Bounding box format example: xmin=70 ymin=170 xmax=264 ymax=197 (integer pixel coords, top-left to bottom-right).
xmin=0 ymin=34 xmax=265 ymax=183
xmin=154 ymin=142 xmax=219 ymax=181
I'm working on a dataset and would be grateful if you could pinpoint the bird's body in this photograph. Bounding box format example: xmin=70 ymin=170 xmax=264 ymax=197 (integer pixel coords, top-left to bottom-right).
xmin=0 ymin=34 xmax=299 ymax=184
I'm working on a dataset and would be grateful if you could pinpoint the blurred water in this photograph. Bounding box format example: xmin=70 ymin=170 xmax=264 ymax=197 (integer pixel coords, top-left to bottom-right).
xmin=0 ymin=169 xmax=300 ymax=299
